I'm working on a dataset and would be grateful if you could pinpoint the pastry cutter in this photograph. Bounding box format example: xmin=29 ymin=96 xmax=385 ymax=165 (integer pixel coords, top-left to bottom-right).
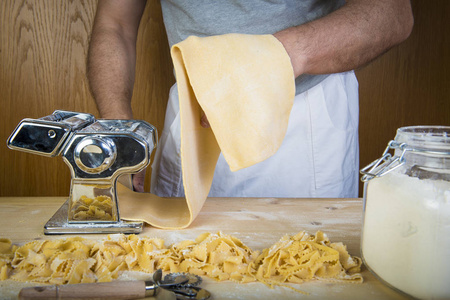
xmin=7 ymin=110 xmax=157 ymax=234
xmin=18 ymin=269 xmax=211 ymax=300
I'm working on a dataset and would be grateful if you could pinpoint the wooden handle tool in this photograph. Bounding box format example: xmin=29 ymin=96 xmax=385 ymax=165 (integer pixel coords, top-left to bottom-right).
xmin=18 ymin=280 xmax=157 ymax=300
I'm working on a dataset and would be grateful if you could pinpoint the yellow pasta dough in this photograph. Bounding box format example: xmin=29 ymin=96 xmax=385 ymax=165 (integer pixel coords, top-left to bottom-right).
xmin=0 ymin=239 xmax=15 ymax=281
xmin=118 ymin=33 xmax=295 ymax=229
xmin=249 ymin=231 xmax=362 ymax=288
xmin=0 ymin=231 xmax=362 ymax=289
xmin=70 ymin=195 xmax=114 ymax=221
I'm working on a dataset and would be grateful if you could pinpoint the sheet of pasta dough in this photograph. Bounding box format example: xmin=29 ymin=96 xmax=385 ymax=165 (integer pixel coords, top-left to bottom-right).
xmin=119 ymin=34 xmax=295 ymax=229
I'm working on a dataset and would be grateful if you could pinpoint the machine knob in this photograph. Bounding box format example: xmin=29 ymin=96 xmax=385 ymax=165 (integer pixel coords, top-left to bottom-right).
xmin=74 ymin=137 xmax=117 ymax=174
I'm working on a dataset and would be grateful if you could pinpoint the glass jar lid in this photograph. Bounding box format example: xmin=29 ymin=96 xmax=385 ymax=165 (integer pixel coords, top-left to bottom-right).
xmin=361 ymin=126 xmax=450 ymax=182
xmin=395 ymin=126 xmax=450 ymax=154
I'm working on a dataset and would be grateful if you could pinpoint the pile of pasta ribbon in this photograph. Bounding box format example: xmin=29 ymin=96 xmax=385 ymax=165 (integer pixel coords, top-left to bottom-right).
xmin=70 ymin=195 xmax=114 ymax=221
xmin=0 ymin=231 xmax=362 ymax=288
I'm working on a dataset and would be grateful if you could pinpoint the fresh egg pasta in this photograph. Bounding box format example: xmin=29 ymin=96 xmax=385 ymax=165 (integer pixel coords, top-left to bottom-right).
xmin=0 ymin=231 xmax=361 ymax=290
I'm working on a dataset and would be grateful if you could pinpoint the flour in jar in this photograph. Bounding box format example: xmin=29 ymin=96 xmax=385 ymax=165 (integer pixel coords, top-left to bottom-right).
xmin=362 ymin=171 xmax=450 ymax=299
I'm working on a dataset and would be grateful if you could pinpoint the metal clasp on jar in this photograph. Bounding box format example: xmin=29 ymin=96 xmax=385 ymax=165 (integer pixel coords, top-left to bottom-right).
xmin=360 ymin=141 xmax=409 ymax=182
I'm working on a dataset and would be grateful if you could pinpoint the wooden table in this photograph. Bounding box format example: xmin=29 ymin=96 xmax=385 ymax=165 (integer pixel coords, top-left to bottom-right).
xmin=0 ymin=196 xmax=409 ymax=300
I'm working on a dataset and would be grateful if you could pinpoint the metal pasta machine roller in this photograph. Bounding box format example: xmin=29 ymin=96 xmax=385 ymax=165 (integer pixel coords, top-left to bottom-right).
xmin=7 ymin=110 xmax=157 ymax=235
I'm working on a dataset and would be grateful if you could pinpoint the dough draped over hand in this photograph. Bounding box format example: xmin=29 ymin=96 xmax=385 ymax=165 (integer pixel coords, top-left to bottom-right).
xmin=119 ymin=34 xmax=295 ymax=229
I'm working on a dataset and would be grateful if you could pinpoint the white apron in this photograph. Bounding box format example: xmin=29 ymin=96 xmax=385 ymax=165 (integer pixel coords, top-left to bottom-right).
xmin=151 ymin=71 xmax=359 ymax=198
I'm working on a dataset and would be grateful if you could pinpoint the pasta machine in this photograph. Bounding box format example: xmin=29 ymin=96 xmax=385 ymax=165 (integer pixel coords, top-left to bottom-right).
xmin=7 ymin=110 xmax=157 ymax=235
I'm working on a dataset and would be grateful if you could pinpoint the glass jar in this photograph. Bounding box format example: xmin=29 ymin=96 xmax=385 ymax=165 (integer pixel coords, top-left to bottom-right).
xmin=360 ymin=126 xmax=450 ymax=300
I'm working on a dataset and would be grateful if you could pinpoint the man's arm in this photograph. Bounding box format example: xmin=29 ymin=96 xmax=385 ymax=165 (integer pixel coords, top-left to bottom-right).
xmin=87 ymin=0 xmax=147 ymax=120
xmin=274 ymin=0 xmax=414 ymax=77
xmin=202 ymin=0 xmax=413 ymax=128
xmin=87 ymin=0 xmax=147 ymax=192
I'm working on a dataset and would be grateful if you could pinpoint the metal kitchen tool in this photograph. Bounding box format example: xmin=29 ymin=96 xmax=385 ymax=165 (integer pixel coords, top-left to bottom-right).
xmin=155 ymin=269 xmax=210 ymax=300
xmin=18 ymin=269 xmax=211 ymax=300
xmin=161 ymin=272 xmax=203 ymax=288
xmin=7 ymin=110 xmax=157 ymax=235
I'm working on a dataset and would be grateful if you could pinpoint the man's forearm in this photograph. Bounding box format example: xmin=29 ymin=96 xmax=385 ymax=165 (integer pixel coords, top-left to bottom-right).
xmin=87 ymin=27 xmax=136 ymax=119
xmin=87 ymin=0 xmax=146 ymax=120
xmin=274 ymin=0 xmax=414 ymax=77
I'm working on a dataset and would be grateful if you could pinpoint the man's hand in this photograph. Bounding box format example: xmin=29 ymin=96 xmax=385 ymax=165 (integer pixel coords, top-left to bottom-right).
xmin=200 ymin=110 xmax=210 ymax=128
xmin=132 ymin=169 xmax=146 ymax=192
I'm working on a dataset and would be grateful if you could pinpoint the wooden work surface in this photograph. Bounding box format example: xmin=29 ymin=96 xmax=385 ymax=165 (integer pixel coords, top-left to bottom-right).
xmin=0 ymin=196 xmax=409 ymax=300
